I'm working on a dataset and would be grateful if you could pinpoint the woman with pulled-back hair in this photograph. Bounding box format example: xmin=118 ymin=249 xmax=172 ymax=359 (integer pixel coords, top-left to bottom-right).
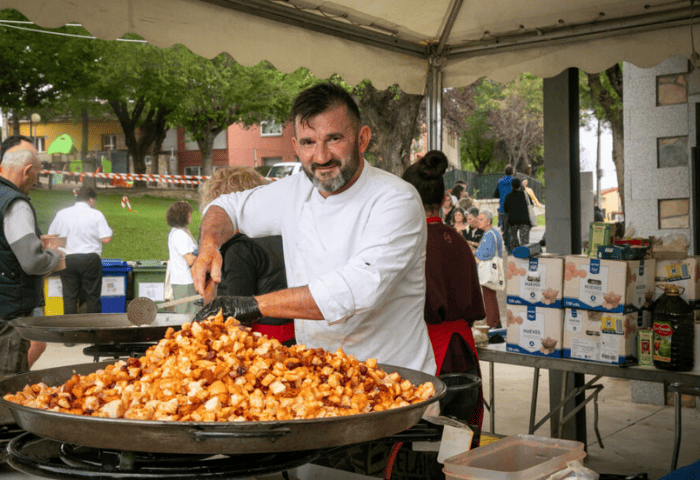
xmin=402 ymin=150 xmax=485 ymax=432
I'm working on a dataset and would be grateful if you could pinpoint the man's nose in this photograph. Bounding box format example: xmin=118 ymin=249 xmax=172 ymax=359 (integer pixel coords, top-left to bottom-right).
xmin=314 ymin=143 xmax=331 ymax=164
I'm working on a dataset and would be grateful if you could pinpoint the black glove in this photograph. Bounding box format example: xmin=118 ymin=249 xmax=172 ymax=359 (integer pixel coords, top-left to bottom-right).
xmin=193 ymin=296 xmax=262 ymax=326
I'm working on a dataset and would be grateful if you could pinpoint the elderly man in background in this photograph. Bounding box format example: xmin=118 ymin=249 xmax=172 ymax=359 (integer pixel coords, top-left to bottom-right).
xmin=0 ymin=136 xmax=64 ymax=374
xmin=49 ymin=186 xmax=112 ymax=315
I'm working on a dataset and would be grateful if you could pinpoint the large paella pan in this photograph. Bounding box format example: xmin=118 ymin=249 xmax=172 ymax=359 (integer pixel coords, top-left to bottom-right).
xmin=0 ymin=362 xmax=445 ymax=454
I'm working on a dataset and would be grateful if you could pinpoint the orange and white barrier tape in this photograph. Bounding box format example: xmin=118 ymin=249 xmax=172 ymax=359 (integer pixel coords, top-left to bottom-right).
xmin=40 ymin=170 xmax=208 ymax=185
xmin=120 ymin=195 xmax=132 ymax=211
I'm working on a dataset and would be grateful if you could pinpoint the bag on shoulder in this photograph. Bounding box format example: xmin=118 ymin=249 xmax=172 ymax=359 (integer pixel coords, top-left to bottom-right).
xmin=477 ymin=231 xmax=505 ymax=291
xmin=163 ymin=261 xmax=174 ymax=301
xmin=526 ymin=192 xmax=538 ymax=227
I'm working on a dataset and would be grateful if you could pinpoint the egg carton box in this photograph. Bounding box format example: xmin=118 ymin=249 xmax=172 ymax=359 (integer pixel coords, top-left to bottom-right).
xmin=563 ymin=256 xmax=655 ymax=314
xmin=653 ymin=256 xmax=700 ymax=310
xmin=562 ymin=308 xmax=637 ymax=365
xmin=506 ymin=305 xmax=564 ymax=358
xmin=506 ymin=255 xmax=564 ymax=308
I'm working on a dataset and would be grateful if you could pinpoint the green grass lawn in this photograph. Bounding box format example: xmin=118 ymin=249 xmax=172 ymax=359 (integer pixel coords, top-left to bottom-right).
xmin=30 ymin=189 xmax=202 ymax=261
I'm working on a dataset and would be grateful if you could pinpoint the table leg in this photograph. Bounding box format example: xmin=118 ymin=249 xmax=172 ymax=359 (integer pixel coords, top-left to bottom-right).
xmin=490 ymin=361 xmax=495 ymax=433
xmin=528 ymin=367 xmax=540 ymax=435
xmin=671 ymin=384 xmax=682 ymax=472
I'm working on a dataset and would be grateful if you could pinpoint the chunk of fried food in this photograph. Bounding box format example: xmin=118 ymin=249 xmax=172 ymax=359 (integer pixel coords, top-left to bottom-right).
xmin=4 ymin=312 xmax=435 ymax=422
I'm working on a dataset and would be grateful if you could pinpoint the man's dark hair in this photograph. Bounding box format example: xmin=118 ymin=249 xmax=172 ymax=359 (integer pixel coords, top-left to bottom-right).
xmin=0 ymin=135 xmax=33 ymax=162
xmin=290 ymin=82 xmax=361 ymax=131
xmin=76 ymin=186 xmax=97 ymax=202
xmin=504 ymin=164 xmax=514 ymax=176
xmin=511 ymin=178 xmax=521 ymax=190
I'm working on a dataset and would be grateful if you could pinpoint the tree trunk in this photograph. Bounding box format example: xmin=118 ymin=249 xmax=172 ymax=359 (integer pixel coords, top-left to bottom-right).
xmin=197 ymin=129 xmax=218 ymax=177
xmin=108 ymin=97 xmax=172 ymax=188
xmin=11 ymin=111 xmax=19 ymax=136
xmin=81 ymin=107 xmax=96 ymax=189
xmin=353 ymin=83 xmax=423 ymax=176
xmin=586 ymin=64 xmax=624 ymax=216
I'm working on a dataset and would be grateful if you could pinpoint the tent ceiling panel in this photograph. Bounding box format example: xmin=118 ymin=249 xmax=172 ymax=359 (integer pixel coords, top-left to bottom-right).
xmin=1 ymin=0 xmax=696 ymax=93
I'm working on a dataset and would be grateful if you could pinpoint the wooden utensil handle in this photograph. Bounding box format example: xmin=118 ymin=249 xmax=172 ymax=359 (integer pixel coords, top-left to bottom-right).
xmin=157 ymin=294 xmax=202 ymax=309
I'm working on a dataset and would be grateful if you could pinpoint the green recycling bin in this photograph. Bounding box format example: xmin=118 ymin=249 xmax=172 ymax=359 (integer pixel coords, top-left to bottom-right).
xmin=131 ymin=260 xmax=167 ymax=303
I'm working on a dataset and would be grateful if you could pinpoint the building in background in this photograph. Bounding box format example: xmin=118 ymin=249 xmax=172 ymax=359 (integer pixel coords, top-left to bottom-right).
xmin=624 ymin=56 xmax=697 ymax=253
xmin=600 ymin=187 xmax=623 ymax=222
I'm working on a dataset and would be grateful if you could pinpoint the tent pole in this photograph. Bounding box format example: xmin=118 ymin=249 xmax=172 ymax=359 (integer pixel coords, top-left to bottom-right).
xmin=426 ymin=59 xmax=443 ymax=152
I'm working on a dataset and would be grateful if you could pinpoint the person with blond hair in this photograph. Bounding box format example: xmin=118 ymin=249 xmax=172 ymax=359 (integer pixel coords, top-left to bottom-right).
xmin=198 ymin=167 xmax=293 ymax=345
xmin=199 ymin=166 xmax=268 ymax=213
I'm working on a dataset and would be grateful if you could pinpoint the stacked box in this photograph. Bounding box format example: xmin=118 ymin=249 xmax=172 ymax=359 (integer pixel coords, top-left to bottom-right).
xmin=562 ymin=308 xmax=638 ymax=365
xmin=506 ymin=305 xmax=564 ymax=357
xmin=653 ymin=257 xmax=700 ymax=320
xmin=506 ymin=255 xmax=564 ymax=308
xmin=505 ymin=255 xmax=565 ymax=357
xmin=562 ymin=256 xmax=655 ymax=313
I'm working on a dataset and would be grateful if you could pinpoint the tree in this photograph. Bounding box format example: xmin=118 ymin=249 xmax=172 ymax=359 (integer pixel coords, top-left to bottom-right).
xmin=581 ymin=65 xmax=624 ymax=214
xmin=351 ymin=81 xmax=423 ymax=176
xmin=171 ymin=51 xmax=315 ymax=176
xmin=0 ymin=9 xmax=99 ymax=134
xmin=459 ymin=111 xmax=495 ymax=173
xmin=92 ymin=37 xmax=187 ymax=180
xmin=484 ymin=74 xmax=544 ymax=175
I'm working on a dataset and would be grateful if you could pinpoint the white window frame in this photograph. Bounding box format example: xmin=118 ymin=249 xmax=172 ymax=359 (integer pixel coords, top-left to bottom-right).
xmin=31 ymin=137 xmax=46 ymax=152
xmin=184 ymin=166 xmax=202 ymax=176
xmin=260 ymin=120 xmax=283 ymax=137
xmin=102 ymin=134 xmax=118 ymax=151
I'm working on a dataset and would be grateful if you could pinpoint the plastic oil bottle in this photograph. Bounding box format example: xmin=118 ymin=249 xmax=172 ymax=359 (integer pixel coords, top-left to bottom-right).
xmin=652 ymin=284 xmax=694 ymax=371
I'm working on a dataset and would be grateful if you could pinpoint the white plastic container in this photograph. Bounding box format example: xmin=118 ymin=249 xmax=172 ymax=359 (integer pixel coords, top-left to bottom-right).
xmin=443 ymin=435 xmax=585 ymax=480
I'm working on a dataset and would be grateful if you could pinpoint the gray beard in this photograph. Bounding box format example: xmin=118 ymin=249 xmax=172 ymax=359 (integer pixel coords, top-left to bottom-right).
xmin=304 ymin=144 xmax=361 ymax=194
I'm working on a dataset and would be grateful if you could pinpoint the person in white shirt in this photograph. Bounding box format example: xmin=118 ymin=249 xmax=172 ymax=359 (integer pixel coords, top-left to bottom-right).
xmin=48 ymin=186 xmax=112 ymax=315
xmin=166 ymin=201 xmax=198 ymax=314
xmin=192 ymin=83 xmax=436 ymax=374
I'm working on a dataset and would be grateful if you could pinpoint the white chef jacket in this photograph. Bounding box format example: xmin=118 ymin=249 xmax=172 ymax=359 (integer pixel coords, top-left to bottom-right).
xmin=209 ymin=161 xmax=437 ymax=374
xmin=48 ymin=201 xmax=112 ymax=255
xmin=168 ymin=228 xmax=197 ymax=285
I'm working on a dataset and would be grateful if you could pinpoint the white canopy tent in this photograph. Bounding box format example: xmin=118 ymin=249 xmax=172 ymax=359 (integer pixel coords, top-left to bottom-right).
xmin=4 ymin=0 xmax=699 ymax=443
xmin=3 ymin=0 xmax=698 ymax=149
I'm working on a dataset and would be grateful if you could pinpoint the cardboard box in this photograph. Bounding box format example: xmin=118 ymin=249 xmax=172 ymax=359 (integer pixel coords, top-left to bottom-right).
xmin=506 ymin=305 xmax=563 ymax=357
xmin=506 ymin=255 xmax=564 ymax=308
xmin=653 ymin=257 xmax=700 ymax=311
xmin=562 ymin=308 xmax=637 ymax=365
xmin=563 ymin=256 xmax=655 ymax=313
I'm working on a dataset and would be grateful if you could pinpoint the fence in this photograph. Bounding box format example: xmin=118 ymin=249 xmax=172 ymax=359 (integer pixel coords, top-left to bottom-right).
xmin=444 ymin=169 xmax=544 ymax=203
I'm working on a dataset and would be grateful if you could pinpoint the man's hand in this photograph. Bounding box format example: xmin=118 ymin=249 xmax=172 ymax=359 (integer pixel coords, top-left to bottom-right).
xmin=193 ymin=296 xmax=262 ymax=326
xmin=191 ymin=240 xmax=223 ymax=303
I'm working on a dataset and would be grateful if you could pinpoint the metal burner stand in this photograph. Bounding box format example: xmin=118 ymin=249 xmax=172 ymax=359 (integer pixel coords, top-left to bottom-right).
xmin=7 ymin=432 xmax=328 ymax=479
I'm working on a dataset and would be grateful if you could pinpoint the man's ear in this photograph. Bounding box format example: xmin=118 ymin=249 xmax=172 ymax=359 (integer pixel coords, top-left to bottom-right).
xmin=291 ymin=136 xmax=299 ymax=157
xmin=22 ymin=164 xmax=33 ymax=178
xmin=357 ymin=125 xmax=371 ymax=154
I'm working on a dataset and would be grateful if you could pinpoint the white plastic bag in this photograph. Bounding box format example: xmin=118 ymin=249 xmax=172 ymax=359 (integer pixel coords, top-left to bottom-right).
xmin=546 ymin=460 xmax=599 ymax=480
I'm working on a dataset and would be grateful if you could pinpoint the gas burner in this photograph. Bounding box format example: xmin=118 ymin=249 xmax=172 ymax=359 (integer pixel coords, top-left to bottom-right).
xmin=82 ymin=343 xmax=154 ymax=362
xmin=0 ymin=424 xmax=24 ymax=464
xmin=8 ymin=433 xmax=328 ymax=479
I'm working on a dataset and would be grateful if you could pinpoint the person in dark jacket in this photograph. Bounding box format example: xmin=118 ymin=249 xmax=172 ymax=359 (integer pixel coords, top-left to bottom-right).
xmin=0 ymin=136 xmax=63 ymax=375
xmin=503 ymin=178 xmax=532 ymax=252
xmin=199 ymin=167 xmax=294 ymax=346
xmin=402 ymin=150 xmax=485 ymax=431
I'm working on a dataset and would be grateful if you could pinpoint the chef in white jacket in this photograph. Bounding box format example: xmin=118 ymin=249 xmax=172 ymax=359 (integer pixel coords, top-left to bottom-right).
xmin=192 ymin=83 xmax=436 ymax=375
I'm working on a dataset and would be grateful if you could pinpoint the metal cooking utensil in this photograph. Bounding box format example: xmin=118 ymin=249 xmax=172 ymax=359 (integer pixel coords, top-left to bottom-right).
xmin=127 ymin=295 xmax=202 ymax=326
